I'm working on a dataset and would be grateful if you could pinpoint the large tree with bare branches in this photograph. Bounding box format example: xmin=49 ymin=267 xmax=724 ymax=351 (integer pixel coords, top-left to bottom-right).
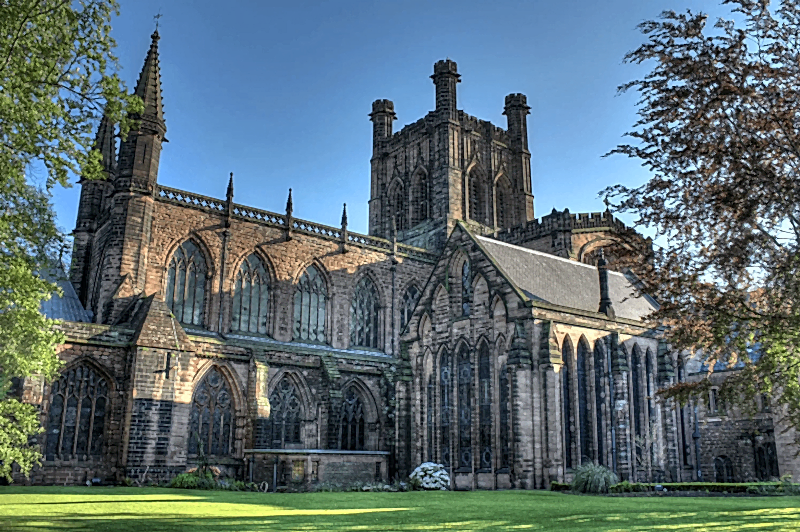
xmin=0 ymin=0 xmax=140 ymax=481
xmin=606 ymin=0 xmax=800 ymax=435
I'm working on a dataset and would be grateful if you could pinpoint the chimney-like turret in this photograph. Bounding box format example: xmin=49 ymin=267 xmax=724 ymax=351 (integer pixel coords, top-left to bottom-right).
xmin=431 ymin=59 xmax=460 ymax=120
xmin=597 ymin=249 xmax=616 ymax=319
xmin=504 ymin=93 xmax=530 ymax=151
xmin=370 ymin=99 xmax=396 ymax=151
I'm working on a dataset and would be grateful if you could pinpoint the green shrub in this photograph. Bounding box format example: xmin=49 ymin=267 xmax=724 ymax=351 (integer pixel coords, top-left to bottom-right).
xmin=570 ymin=463 xmax=619 ymax=494
xmin=610 ymin=481 xmax=647 ymax=493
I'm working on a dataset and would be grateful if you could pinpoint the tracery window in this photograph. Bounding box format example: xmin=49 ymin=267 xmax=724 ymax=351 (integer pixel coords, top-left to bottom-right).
xmin=400 ymin=285 xmax=421 ymax=331
xmin=391 ymin=185 xmax=407 ymax=232
xmin=45 ymin=364 xmax=109 ymax=461
xmin=231 ymin=254 xmax=270 ymax=334
xmin=495 ymin=178 xmax=512 ymax=228
xmin=188 ymin=367 xmax=234 ymax=457
xmin=469 ymin=171 xmax=486 ymax=224
xmin=499 ymin=362 xmax=510 ymax=469
xmin=461 ymin=259 xmax=471 ymax=316
xmin=562 ymin=341 xmax=573 ymax=469
xmin=755 ymin=440 xmax=779 ymax=480
xmin=715 ymin=455 xmax=734 ymax=483
xmin=411 ymin=171 xmax=429 ymax=226
xmin=339 ymin=387 xmax=366 ymax=451
xmin=593 ymin=342 xmax=606 ymax=465
xmin=266 ymin=377 xmax=302 ymax=448
xmin=457 ymin=344 xmax=473 ymax=469
xmin=577 ymin=339 xmax=592 ymax=463
xmin=166 ymin=240 xmax=207 ymax=326
xmin=440 ymin=350 xmax=452 ymax=467
xmin=478 ymin=343 xmax=492 ymax=470
xmin=293 ymin=265 xmax=327 ymax=343
xmin=350 ymin=276 xmax=381 ymax=349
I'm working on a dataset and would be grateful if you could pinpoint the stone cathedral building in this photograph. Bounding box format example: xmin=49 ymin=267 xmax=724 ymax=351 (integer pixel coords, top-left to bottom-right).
xmin=14 ymin=30 xmax=796 ymax=488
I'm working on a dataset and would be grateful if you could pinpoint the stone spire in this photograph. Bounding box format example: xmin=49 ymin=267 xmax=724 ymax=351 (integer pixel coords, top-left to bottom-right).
xmin=597 ymin=248 xmax=616 ymax=319
xmin=133 ymin=29 xmax=166 ymax=136
xmin=93 ymin=111 xmax=116 ymax=174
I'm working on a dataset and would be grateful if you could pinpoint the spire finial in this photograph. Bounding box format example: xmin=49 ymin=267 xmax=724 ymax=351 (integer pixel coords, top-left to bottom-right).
xmin=153 ymin=11 xmax=163 ymax=36
xmin=226 ymin=172 xmax=234 ymax=199
xmin=341 ymin=203 xmax=348 ymax=228
xmin=286 ymin=188 xmax=293 ymax=217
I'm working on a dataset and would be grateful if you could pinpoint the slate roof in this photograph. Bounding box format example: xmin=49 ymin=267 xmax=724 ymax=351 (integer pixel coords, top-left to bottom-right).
xmin=474 ymin=235 xmax=658 ymax=321
xmin=39 ymin=268 xmax=91 ymax=323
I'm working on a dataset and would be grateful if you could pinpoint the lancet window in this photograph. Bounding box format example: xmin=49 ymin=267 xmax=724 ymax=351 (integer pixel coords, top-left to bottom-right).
xmin=411 ymin=171 xmax=429 ymax=226
xmin=390 ymin=185 xmax=407 ymax=232
xmin=45 ymin=364 xmax=109 ymax=461
xmin=188 ymin=367 xmax=234 ymax=457
xmin=266 ymin=377 xmax=302 ymax=448
xmin=166 ymin=240 xmax=207 ymax=326
xmin=715 ymin=455 xmax=734 ymax=483
xmin=400 ymin=285 xmax=421 ymax=331
xmin=350 ymin=276 xmax=380 ymax=349
xmin=457 ymin=344 xmax=473 ymax=469
xmin=293 ymin=265 xmax=327 ymax=343
xmin=427 ymin=374 xmax=434 ymax=462
xmin=478 ymin=342 xmax=492 ymax=470
xmin=339 ymin=387 xmax=366 ymax=451
xmin=231 ymin=254 xmax=270 ymax=335
xmin=593 ymin=341 xmax=606 ymax=465
xmin=461 ymin=259 xmax=471 ymax=316
xmin=677 ymin=357 xmax=691 ymax=464
xmin=469 ymin=171 xmax=487 ymax=224
xmin=562 ymin=341 xmax=573 ymax=468
xmin=495 ymin=178 xmax=512 ymax=228
xmin=499 ymin=362 xmax=510 ymax=469
xmin=440 ymin=350 xmax=452 ymax=467
xmin=632 ymin=346 xmax=645 ymax=445
xmin=577 ymin=339 xmax=592 ymax=463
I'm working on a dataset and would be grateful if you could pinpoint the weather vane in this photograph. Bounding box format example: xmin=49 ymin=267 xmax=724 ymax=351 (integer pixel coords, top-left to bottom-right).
xmin=154 ymin=11 xmax=163 ymax=31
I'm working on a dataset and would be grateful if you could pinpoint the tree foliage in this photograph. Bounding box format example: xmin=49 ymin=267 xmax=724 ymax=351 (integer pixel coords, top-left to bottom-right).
xmin=606 ymin=0 xmax=800 ymax=433
xmin=0 ymin=0 xmax=141 ymax=481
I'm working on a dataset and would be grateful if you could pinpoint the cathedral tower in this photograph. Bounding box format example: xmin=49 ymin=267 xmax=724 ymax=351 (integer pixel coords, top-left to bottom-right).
xmin=368 ymin=60 xmax=535 ymax=251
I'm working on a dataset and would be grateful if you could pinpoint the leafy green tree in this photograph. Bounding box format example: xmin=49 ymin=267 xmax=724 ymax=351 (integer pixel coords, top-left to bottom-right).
xmin=606 ymin=0 xmax=800 ymax=435
xmin=0 ymin=0 xmax=141 ymax=481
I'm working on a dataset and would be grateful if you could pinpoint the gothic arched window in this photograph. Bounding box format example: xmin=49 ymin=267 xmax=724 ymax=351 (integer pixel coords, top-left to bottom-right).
xmin=293 ymin=265 xmax=327 ymax=343
xmin=562 ymin=340 xmax=573 ymax=469
xmin=457 ymin=344 xmax=473 ymax=469
xmin=411 ymin=170 xmax=429 ymax=226
xmin=461 ymin=259 xmax=471 ymax=316
xmin=631 ymin=346 xmax=645 ymax=444
xmin=495 ymin=177 xmax=512 ymax=229
xmin=266 ymin=377 xmax=302 ymax=448
xmin=755 ymin=440 xmax=779 ymax=480
xmin=188 ymin=367 xmax=234 ymax=457
xmin=339 ymin=387 xmax=366 ymax=451
xmin=677 ymin=356 xmax=691 ymax=465
xmin=231 ymin=254 xmax=270 ymax=335
xmin=478 ymin=342 xmax=492 ymax=470
xmin=715 ymin=455 xmax=734 ymax=482
xmin=166 ymin=240 xmax=207 ymax=326
xmin=469 ymin=171 xmax=487 ymax=224
xmin=440 ymin=350 xmax=452 ymax=467
xmin=577 ymin=338 xmax=592 ymax=463
xmin=426 ymin=372 xmax=434 ymax=462
xmin=350 ymin=276 xmax=381 ymax=349
xmin=400 ymin=285 xmax=421 ymax=332
xmin=593 ymin=341 xmax=606 ymax=466
xmin=390 ymin=184 xmax=407 ymax=232
xmin=45 ymin=364 xmax=109 ymax=461
xmin=499 ymin=362 xmax=510 ymax=469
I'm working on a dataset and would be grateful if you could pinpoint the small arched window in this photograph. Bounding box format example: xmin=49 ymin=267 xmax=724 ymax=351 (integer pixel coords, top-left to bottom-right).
xmin=266 ymin=377 xmax=302 ymax=448
xmin=231 ymin=254 xmax=270 ymax=335
xmin=293 ymin=265 xmax=327 ymax=343
xmin=350 ymin=276 xmax=381 ymax=349
xmin=166 ymin=240 xmax=207 ymax=326
xmin=188 ymin=367 xmax=234 ymax=457
xmin=339 ymin=387 xmax=366 ymax=451
xmin=461 ymin=259 xmax=471 ymax=316
xmin=400 ymin=285 xmax=421 ymax=331
xmin=45 ymin=364 xmax=109 ymax=461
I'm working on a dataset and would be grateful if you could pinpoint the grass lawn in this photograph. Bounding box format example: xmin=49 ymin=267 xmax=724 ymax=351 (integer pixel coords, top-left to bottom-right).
xmin=1 ymin=487 xmax=799 ymax=531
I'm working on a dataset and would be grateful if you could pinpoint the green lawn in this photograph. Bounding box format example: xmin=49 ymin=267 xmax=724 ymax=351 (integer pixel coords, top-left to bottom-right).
xmin=1 ymin=487 xmax=799 ymax=531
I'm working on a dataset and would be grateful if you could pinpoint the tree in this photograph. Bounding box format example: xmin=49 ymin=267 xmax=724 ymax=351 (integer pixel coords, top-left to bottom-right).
xmin=0 ymin=0 xmax=141 ymax=481
xmin=605 ymin=0 xmax=800 ymax=438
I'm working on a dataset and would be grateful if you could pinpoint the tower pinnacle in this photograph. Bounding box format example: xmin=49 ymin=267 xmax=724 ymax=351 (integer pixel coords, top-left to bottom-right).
xmin=133 ymin=28 xmax=166 ymax=135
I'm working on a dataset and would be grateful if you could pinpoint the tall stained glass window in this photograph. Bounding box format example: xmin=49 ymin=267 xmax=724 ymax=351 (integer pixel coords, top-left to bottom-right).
xmin=340 ymin=387 xmax=366 ymax=450
xmin=231 ymin=254 xmax=270 ymax=334
xmin=188 ymin=367 xmax=234 ymax=457
xmin=266 ymin=377 xmax=302 ymax=448
xmin=499 ymin=363 xmax=510 ymax=469
xmin=478 ymin=343 xmax=492 ymax=470
xmin=458 ymin=344 xmax=473 ymax=469
xmin=461 ymin=259 xmax=471 ymax=316
xmin=166 ymin=240 xmax=207 ymax=326
xmin=562 ymin=342 xmax=573 ymax=469
xmin=593 ymin=342 xmax=606 ymax=465
xmin=400 ymin=285 xmax=421 ymax=331
xmin=293 ymin=265 xmax=327 ymax=343
xmin=440 ymin=351 xmax=452 ymax=467
xmin=45 ymin=364 xmax=109 ymax=461
xmin=577 ymin=339 xmax=593 ymax=463
xmin=427 ymin=373 xmax=434 ymax=462
xmin=350 ymin=276 xmax=380 ymax=348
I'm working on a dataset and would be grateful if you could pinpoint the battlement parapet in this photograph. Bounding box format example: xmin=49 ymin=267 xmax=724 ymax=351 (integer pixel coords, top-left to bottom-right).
xmin=495 ymin=208 xmax=629 ymax=245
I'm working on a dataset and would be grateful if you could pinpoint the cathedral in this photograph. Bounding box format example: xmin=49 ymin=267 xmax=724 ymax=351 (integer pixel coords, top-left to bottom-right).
xmin=14 ymin=29 xmax=796 ymax=488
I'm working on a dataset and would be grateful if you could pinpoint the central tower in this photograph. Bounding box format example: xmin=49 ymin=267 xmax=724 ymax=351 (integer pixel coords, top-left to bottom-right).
xmin=368 ymin=60 xmax=534 ymax=251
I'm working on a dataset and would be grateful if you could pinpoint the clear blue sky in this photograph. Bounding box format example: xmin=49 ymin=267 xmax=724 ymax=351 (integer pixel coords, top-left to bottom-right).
xmin=52 ymin=0 xmax=728 ymax=236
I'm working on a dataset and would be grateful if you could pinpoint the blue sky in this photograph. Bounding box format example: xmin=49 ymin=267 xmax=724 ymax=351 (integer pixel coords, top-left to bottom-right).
xmin=52 ymin=0 xmax=728 ymax=236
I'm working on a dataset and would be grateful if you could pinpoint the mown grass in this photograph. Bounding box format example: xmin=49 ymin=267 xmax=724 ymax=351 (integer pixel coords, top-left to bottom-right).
xmin=1 ymin=486 xmax=799 ymax=531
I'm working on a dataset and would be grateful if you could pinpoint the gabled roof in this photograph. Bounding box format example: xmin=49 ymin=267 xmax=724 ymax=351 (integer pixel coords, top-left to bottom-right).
xmin=40 ymin=269 xmax=91 ymax=323
xmin=472 ymin=232 xmax=657 ymax=321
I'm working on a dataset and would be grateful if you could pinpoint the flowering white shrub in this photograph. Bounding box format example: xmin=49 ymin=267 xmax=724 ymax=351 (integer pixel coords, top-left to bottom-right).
xmin=409 ymin=462 xmax=450 ymax=490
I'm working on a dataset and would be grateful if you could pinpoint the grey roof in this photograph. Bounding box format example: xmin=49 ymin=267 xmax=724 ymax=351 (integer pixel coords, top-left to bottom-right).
xmin=474 ymin=235 xmax=658 ymax=321
xmin=39 ymin=269 xmax=91 ymax=323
